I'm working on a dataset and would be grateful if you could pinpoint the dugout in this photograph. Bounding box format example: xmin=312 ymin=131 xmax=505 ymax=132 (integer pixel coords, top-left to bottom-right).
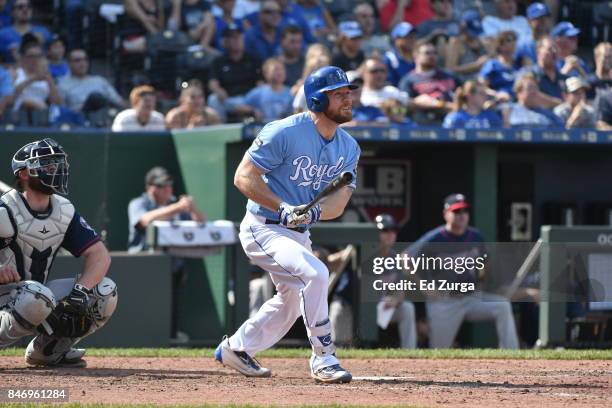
xmin=2 ymin=126 xmax=612 ymax=347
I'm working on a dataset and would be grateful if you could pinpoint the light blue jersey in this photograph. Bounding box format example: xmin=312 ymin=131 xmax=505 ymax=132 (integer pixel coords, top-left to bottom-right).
xmin=246 ymin=112 xmax=360 ymax=221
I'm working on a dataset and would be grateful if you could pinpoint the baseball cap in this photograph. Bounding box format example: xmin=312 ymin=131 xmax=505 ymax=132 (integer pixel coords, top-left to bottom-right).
xmin=565 ymin=76 xmax=590 ymax=93
xmin=444 ymin=194 xmax=470 ymax=212
xmin=391 ymin=22 xmax=415 ymax=39
xmin=460 ymin=10 xmax=483 ymax=37
xmin=145 ymin=166 xmax=173 ymax=186
xmin=375 ymin=214 xmax=398 ymax=231
xmin=346 ymin=70 xmax=363 ymax=85
xmin=526 ymin=2 xmax=550 ymax=20
xmin=222 ymin=23 xmax=243 ymax=37
xmin=551 ymin=22 xmax=581 ymax=38
xmin=339 ymin=21 xmax=363 ymax=39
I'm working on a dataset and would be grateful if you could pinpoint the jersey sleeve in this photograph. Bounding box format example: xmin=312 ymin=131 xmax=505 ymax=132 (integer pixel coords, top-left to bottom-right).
xmin=340 ymin=139 xmax=360 ymax=189
xmin=246 ymin=124 xmax=287 ymax=172
xmin=478 ymin=59 xmax=494 ymax=82
xmin=61 ymin=212 xmax=101 ymax=257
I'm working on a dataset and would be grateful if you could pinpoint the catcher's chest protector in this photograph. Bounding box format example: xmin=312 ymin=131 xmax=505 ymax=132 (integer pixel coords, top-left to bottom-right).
xmin=0 ymin=190 xmax=74 ymax=283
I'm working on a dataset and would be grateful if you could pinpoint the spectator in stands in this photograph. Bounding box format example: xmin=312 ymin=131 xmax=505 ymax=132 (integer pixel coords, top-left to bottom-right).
xmin=46 ymin=35 xmax=69 ymax=81
xmin=166 ymin=79 xmax=221 ymax=129
xmin=482 ymin=0 xmax=532 ymax=45
xmin=378 ymin=0 xmax=435 ymax=32
xmin=332 ymin=21 xmax=365 ymax=72
xmin=244 ymin=0 xmax=284 ymax=61
xmin=452 ymin=0 xmax=497 ymax=16
xmin=278 ymin=25 xmax=305 ymax=87
xmin=552 ymin=22 xmax=589 ymax=79
xmin=399 ymin=42 xmax=460 ymax=124
xmin=112 ymin=85 xmax=165 ymax=131
xmin=64 ymin=0 xmax=85 ymax=49
xmin=595 ymin=89 xmax=612 ymax=130
xmin=12 ymin=35 xmax=61 ymax=112
xmin=590 ymin=42 xmax=612 ymax=93
xmin=343 ymin=70 xmax=387 ymax=125
xmin=502 ymin=72 xmax=563 ymax=128
xmin=208 ymin=24 xmax=262 ymax=122
xmin=360 ymin=56 xmax=409 ymax=108
xmin=0 ymin=0 xmax=51 ymax=63
xmin=554 ymin=77 xmax=597 ymax=129
xmin=515 ymin=2 xmax=552 ymax=67
xmin=123 ymin=0 xmax=168 ymax=53
xmin=292 ymin=43 xmax=331 ymax=112
xmin=354 ymin=2 xmax=391 ymax=56
xmin=58 ymin=49 xmax=126 ymax=113
xmin=0 ymin=0 xmax=12 ymax=29
xmin=380 ymin=97 xmax=415 ymax=128
xmin=244 ymin=57 xmax=293 ymax=122
xmin=293 ymin=0 xmax=336 ymax=41
xmin=243 ymin=0 xmax=315 ymax=45
xmin=230 ymin=0 xmax=260 ymax=19
xmin=443 ymin=80 xmax=502 ymax=128
xmin=519 ymin=36 xmax=565 ymax=106
xmin=416 ymin=0 xmax=459 ymax=57
xmin=445 ymin=10 xmax=489 ymax=82
xmin=211 ymin=0 xmax=243 ymax=51
xmin=0 ymin=61 xmax=13 ymax=117
xmin=385 ymin=22 xmax=416 ymax=87
xmin=479 ymin=30 xmax=518 ymax=97
xmin=169 ymin=0 xmax=217 ymax=55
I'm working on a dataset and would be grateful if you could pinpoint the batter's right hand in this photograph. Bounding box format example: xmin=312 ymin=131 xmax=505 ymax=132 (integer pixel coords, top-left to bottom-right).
xmin=0 ymin=265 xmax=20 ymax=284
xmin=278 ymin=202 xmax=298 ymax=228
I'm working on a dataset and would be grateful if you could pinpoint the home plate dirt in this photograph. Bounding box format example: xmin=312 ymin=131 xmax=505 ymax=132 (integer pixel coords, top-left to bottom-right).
xmin=0 ymin=357 xmax=610 ymax=407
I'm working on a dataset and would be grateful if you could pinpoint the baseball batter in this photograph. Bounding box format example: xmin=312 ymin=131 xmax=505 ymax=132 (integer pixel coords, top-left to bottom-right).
xmin=0 ymin=138 xmax=118 ymax=367
xmin=215 ymin=66 xmax=361 ymax=383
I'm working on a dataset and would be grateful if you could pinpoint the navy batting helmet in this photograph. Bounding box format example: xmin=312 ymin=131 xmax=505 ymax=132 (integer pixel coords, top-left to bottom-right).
xmin=304 ymin=66 xmax=358 ymax=112
xmin=12 ymin=138 xmax=70 ymax=195
xmin=375 ymin=214 xmax=399 ymax=231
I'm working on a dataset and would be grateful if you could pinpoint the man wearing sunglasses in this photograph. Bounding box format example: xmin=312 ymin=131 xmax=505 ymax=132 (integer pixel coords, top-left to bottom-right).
xmin=0 ymin=138 xmax=117 ymax=367
xmin=407 ymin=194 xmax=519 ymax=349
xmin=0 ymin=0 xmax=51 ymax=63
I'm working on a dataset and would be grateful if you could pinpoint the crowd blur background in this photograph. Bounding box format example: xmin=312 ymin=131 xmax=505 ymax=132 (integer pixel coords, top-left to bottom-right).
xmin=0 ymin=0 xmax=610 ymax=131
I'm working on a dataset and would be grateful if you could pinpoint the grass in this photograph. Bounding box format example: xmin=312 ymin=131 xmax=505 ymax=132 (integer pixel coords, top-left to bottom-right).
xmin=1 ymin=347 xmax=611 ymax=360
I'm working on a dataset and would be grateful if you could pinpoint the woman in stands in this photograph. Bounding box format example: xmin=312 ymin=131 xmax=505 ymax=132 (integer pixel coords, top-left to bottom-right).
xmin=166 ymin=79 xmax=221 ymax=129
xmin=12 ymin=34 xmax=61 ymax=112
xmin=443 ymin=80 xmax=502 ymax=128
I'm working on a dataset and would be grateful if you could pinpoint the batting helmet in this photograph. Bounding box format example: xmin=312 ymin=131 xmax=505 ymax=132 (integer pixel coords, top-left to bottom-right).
xmin=12 ymin=138 xmax=70 ymax=195
xmin=375 ymin=214 xmax=399 ymax=231
xmin=304 ymin=66 xmax=358 ymax=112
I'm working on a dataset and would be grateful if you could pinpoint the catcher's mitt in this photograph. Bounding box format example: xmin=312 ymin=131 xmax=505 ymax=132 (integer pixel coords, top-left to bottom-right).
xmin=44 ymin=284 xmax=94 ymax=338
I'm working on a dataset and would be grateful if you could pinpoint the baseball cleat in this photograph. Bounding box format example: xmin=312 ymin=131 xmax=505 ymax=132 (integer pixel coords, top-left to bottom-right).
xmin=215 ymin=336 xmax=271 ymax=378
xmin=311 ymin=364 xmax=352 ymax=384
xmin=26 ymin=348 xmax=87 ymax=368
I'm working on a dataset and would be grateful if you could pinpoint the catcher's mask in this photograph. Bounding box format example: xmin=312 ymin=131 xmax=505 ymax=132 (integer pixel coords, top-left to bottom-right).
xmin=12 ymin=138 xmax=70 ymax=195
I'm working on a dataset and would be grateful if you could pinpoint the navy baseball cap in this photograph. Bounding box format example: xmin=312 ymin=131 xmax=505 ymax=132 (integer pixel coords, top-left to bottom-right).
xmin=339 ymin=21 xmax=363 ymax=39
xmin=460 ymin=10 xmax=483 ymax=37
xmin=444 ymin=194 xmax=470 ymax=212
xmin=526 ymin=2 xmax=550 ymax=20
xmin=222 ymin=23 xmax=243 ymax=37
xmin=391 ymin=22 xmax=415 ymax=39
xmin=551 ymin=22 xmax=581 ymax=38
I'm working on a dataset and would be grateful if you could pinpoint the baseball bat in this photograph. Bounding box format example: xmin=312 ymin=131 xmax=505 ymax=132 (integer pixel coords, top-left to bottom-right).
xmin=295 ymin=171 xmax=354 ymax=215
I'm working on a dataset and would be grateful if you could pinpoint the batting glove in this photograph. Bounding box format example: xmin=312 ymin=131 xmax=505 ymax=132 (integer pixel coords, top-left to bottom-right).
xmin=289 ymin=203 xmax=321 ymax=226
xmin=279 ymin=202 xmax=298 ymax=228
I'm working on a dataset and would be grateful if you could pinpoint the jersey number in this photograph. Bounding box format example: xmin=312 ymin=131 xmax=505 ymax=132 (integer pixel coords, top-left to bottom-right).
xmin=30 ymin=247 xmax=52 ymax=283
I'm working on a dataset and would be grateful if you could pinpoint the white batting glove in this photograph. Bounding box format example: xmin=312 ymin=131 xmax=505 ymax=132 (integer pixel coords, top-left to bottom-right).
xmin=288 ymin=204 xmax=321 ymax=226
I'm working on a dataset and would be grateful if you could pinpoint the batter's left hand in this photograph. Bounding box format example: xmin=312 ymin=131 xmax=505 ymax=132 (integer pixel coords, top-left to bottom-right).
xmin=289 ymin=204 xmax=321 ymax=226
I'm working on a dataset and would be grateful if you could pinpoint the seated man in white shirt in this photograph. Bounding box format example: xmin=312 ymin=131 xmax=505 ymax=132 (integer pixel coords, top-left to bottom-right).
xmin=112 ymin=85 xmax=166 ymax=131
xmin=482 ymin=0 xmax=532 ymax=46
xmin=360 ymin=56 xmax=409 ymax=108
xmin=58 ymin=49 xmax=126 ymax=113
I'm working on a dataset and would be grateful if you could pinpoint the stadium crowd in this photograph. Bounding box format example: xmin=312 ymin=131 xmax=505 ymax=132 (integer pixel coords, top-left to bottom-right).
xmin=0 ymin=0 xmax=610 ymax=130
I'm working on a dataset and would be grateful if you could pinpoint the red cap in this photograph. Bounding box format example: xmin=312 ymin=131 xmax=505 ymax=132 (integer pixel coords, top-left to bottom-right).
xmin=444 ymin=193 xmax=470 ymax=212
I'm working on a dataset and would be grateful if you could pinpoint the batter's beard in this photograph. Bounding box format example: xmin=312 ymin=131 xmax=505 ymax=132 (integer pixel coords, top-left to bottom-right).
xmin=324 ymin=108 xmax=353 ymax=124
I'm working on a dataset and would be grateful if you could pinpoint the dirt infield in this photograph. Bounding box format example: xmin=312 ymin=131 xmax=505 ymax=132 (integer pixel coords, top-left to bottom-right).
xmin=1 ymin=356 xmax=611 ymax=407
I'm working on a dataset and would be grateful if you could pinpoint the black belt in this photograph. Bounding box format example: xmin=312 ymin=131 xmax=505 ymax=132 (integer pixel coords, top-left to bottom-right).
xmin=265 ymin=219 xmax=307 ymax=233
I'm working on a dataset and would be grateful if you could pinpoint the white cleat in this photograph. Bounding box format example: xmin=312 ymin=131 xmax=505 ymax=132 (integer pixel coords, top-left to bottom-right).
xmin=214 ymin=336 xmax=271 ymax=378
xmin=311 ymin=364 xmax=353 ymax=384
xmin=26 ymin=348 xmax=87 ymax=368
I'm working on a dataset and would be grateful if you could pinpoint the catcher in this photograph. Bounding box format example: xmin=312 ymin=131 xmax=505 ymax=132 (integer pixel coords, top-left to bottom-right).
xmin=0 ymin=138 xmax=118 ymax=367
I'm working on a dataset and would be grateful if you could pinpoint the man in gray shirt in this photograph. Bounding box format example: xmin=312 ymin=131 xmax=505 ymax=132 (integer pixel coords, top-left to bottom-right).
xmin=58 ymin=49 xmax=126 ymax=112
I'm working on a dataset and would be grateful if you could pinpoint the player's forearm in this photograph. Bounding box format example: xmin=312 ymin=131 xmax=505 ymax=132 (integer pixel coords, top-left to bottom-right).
xmin=234 ymin=169 xmax=282 ymax=213
xmin=138 ymin=204 xmax=183 ymax=228
xmin=320 ymin=187 xmax=353 ymax=220
xmin=78 ymin=241 xmax=111 ymax=289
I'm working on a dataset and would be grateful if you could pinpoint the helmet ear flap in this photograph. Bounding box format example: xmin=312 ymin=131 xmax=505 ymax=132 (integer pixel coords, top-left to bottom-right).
xmin=310 ymin=91 xmax=329 ymax=112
